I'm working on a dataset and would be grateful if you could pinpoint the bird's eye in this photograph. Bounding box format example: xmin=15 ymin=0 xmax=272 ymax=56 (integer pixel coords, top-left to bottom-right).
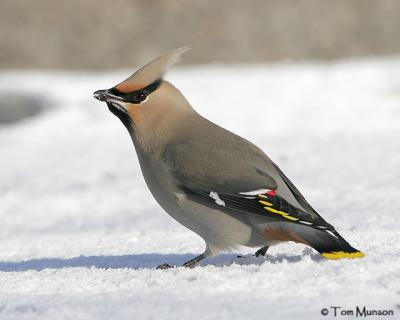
xmin=135 ymin=91 xmax=147 ymax=102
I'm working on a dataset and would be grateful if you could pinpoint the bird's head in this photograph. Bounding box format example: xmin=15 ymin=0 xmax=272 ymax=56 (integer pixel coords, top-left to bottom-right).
xmin=94 ymin=47 xmax=193 ymax=142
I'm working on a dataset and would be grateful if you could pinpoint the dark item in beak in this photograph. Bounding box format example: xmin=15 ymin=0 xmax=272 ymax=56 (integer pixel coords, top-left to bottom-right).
xmin=93 ymin=89 xmax=126 ymax=103
xmin=93 ymin=89 xmax=109 ymax=101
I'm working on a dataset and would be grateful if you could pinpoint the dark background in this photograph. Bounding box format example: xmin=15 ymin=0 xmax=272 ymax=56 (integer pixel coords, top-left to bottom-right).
xmin=1 ymin=0 xmax=399 ymax=69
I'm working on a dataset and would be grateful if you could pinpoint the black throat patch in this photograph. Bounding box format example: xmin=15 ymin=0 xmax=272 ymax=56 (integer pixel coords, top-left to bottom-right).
xmin=107 ymin=102 xmax=132 ymax=130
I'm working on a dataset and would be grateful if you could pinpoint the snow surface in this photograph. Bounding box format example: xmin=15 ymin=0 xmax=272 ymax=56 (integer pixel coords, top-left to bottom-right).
xmin=0 ymin=59 xmax=399 ymax=319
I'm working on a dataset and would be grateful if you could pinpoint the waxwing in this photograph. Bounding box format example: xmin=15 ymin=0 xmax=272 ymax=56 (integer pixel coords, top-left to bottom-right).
xmin=94 ymin=47 xmax=365 ymax=268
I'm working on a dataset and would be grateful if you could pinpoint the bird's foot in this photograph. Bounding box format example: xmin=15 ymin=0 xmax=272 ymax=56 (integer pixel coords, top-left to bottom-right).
xmin=182 ymin=260 xmax=197 ymax=268
xmin=156 ymin=263 xmax=174 ymax=270
xmin=237 ymin=246 xmax=270 ymax=259
xmin=236 ymin=254 xmax=257 ymax=259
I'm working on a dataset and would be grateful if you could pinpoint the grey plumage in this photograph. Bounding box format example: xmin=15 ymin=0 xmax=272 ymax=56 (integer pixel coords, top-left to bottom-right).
xmin=94 ymin=48 xmax=365 ymax=267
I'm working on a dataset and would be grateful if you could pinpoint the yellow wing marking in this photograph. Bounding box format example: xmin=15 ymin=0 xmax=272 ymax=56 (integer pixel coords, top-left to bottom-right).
xmin=263 ymin=206 xmax=299 ymax=221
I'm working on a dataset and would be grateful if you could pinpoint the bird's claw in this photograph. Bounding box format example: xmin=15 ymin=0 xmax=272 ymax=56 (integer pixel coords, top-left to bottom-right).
xmin=156 ymin=263 xmax=174 ymax=270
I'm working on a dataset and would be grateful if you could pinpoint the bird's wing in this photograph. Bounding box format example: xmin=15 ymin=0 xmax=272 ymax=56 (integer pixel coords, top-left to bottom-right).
xmin=270 ymin=162 xmax=321 ymax=216
xmin=161 ymin=122 xmax=365 ymax=258
xmin=161 ymin=127 xmax=333 ymax=232
xmin=161 ymin=129 xmax=278 ymax=194
xmin=181 ymin=186 xmax=335 ymax=233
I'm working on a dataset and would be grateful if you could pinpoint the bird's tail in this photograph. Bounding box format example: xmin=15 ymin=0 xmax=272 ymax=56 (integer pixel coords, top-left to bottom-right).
xmin=262 ymin=222 xmax=365 ymax=259
xmin=303 ymin=228 xmax=365 ymax=260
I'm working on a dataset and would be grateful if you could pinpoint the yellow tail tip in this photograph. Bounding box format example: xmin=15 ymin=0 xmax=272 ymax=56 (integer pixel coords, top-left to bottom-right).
xmin=322 ymin=251 xmax=366 ymax=260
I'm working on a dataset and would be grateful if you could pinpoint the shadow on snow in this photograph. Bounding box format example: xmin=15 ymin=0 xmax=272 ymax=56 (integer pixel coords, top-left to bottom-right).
xmin=0 ymin=251 xmax=323 ymax=272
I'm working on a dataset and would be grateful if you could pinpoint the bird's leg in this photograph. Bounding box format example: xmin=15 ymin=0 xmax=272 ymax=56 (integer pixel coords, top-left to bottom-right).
xmin=182 ymin=253 xmax=206 ymax=268
xmin=156 ymin=253 xmax=207 ymax=269
xmin=255 ymin=245 xmax=270 ymax=257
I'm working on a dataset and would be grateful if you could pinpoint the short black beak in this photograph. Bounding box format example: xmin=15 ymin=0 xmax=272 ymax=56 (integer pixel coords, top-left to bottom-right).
xmin=93 ymin=89 xmax=109 ymax=101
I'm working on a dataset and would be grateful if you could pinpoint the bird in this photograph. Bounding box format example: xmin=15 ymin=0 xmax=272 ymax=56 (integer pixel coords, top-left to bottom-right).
xmin=93 ymin=47 xmax=365 ymax=268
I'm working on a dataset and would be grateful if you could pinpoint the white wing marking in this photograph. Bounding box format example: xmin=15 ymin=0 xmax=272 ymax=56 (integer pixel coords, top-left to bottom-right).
xmin=239 ymin=189 xmax=271 ymax=196
xmin=209 ymin=191 xmax=226 ymax=206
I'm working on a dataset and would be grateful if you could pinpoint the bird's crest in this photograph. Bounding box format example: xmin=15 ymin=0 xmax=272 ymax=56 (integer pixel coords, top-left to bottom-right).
xmin=115 ymin=47 xmax=190 ymax=93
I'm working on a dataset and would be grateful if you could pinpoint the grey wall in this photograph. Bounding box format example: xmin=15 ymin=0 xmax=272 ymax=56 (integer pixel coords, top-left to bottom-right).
xmin=1 ymin=0 xmax=400 ymax=69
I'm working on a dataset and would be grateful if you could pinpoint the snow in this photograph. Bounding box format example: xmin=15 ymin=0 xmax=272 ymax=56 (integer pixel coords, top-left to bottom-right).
xmin=0 ymin=58 xmax=400 ymax=319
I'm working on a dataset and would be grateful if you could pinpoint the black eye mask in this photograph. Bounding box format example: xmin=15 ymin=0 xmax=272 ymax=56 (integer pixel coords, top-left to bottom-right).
xmin=109 ymin=79 xmax=162 ymax=104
